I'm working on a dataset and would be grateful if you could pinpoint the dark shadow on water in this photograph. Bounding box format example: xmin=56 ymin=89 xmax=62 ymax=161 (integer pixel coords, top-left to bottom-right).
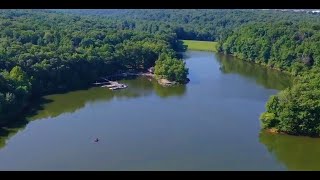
xmin=0 ymin=97 xmax=53 ymax=149
xmin=181 ymin=52 xmax=191 ymax=59
xmin=26 ymin=97 xmax=54 ymax=116
xmin=0 ymin=119 xmax=28 ymax=149
xmin=39 ymin=83 xmax=95 ymax=97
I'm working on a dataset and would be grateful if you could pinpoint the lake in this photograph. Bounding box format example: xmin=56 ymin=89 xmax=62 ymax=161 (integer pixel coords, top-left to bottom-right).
xmin=0 ymin=51 xmax=319 ymax=171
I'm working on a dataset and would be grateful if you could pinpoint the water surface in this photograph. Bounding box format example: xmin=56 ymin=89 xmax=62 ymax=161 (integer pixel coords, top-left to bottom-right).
xmin=1 ymin=51 xmax=316 ymax=171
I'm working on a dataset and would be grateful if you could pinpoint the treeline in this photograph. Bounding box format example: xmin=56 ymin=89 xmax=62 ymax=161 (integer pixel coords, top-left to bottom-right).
xmin=218 ymin=21 xmax=320 ymax=75
xmin=0 ymin=10 xmax=187 ymax=122
xmin=260 ymin=68 xmax=320 ymax=136
xmin=56 ymin=9 xmax=320 ymax=41
xmin=154 ymin=53 xmax=189 ymax=83
xmin=217 ymin=20 xmax=320 ymax=136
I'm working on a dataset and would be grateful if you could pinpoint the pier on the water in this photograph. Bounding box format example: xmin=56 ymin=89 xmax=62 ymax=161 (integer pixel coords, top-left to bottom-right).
xmin=93 ymin=78 xmax=128 ymax=90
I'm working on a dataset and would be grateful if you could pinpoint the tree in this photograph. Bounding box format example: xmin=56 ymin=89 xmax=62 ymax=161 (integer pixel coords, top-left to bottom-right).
xmin=260 ymin=68 xmax=320 ymax=136
xmin=154 ymin=53 xmax=188 ymax=83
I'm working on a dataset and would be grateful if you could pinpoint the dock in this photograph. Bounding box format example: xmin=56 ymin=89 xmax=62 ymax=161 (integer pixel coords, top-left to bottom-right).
xmin=101 ymin=81 xmax=128 ymax=90
xmin=93 ymin=78 xmax=128 ymax=90
xmin=93 ymin=69 xmax=155 ymax=91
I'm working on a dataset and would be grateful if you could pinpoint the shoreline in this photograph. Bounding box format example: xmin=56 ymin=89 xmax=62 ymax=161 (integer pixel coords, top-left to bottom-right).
xmin=103 ymin=71 xmax=187 ymax=87
xmin=264 ymin=128 xmax=320 ymax=138
xmin=221 ymin=52 xmax=293 ymax=76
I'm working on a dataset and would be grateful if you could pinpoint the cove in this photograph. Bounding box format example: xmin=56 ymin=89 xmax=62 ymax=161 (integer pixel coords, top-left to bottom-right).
xmin=1 ymin=51 xmax=317 ymax=171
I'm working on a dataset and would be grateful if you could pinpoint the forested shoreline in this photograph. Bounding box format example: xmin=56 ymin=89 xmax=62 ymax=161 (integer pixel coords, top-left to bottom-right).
xmin=217 ymin=17 xmax=320 ymax=136
xmin=1 ymin=9 xmax=320 ymax=136
xmin=0 ymin=10 xmax=188 ymax=123
xmin=218 ymin=22 xmax=320 ymax=75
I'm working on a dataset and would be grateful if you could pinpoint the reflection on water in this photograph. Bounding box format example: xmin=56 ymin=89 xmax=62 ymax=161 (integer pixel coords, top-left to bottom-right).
xmin=216 ymin=54 xmax=292 ymax=90
xmin=259 ymin=131 xmax=320 ymax=171
xmin=30 ymin=77 xmax=186 ymax=121
xmin=0 ymin=77 xmax=186 ymax=149
xmin=0 ymin=120 xmax=28 ymax=149
xmin=0 ymin=51 xmax=302 ymax=171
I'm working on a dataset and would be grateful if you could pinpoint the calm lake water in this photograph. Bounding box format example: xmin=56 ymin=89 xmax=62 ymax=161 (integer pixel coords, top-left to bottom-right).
xmin=0 ymin=51 xmax=319 ymax=171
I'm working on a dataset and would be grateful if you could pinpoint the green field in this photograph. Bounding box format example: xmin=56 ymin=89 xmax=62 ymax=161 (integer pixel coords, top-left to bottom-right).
xmin=182 ymin=40 xmax=218 ymax=52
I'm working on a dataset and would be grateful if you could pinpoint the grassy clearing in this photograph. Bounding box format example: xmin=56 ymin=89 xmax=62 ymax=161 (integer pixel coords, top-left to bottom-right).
xmin=182 ymin=40 xmax=218 ymax=52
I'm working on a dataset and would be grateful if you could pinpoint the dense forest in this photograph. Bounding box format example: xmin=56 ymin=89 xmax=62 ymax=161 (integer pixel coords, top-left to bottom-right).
xmin=0 ymin=10 xmax=187 ymax=123
xmin=56 ymin=9 xmax=320 ymax=41
xmin=1 ymin=9 xmax=320 ymax=136
xmin=218 ymin=22 xmax=320 ymax=74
